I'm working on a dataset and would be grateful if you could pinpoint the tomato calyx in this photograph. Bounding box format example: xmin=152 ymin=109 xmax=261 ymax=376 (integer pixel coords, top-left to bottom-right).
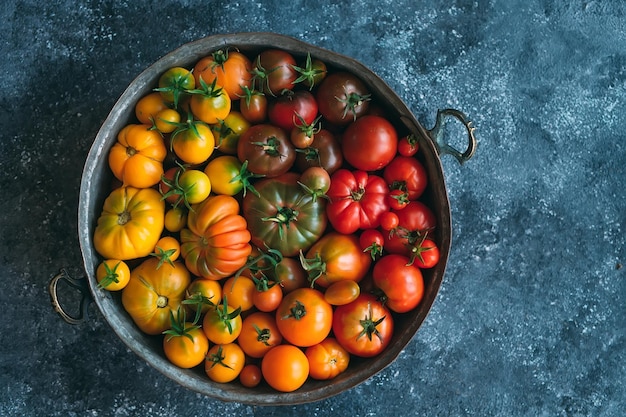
xmin=150 ymin=245 xmax=177 ymax=269
xmin=250 ymin=56 xmax=280 ymax=96
xmin=96 ymin=261 xmax=122 ymax=290
xmin=237 ymin=85 xmax=265 ymax=107
xmin=206 ymin=345 xmax=235 ymax=370
xmin=251 ymin=136 xmax=285 ymax=158
xmin=232 ymin=160 xmax=263 ymax=198
xmin=236 ymin=246 xmax=283 ymax=279
xmin=283 ymin=299 xmax=307 ymax=320
xmin=159 ymin=165 xmax=195 ymax=210
xmin=391 ymin=225 xmax=434 ymax=247
xmin=293 ymin=112 xmax=322 ymax=138
xmin=363 ymin=241 xmax=383 ymax=261
xmin=185 ymin=76 xmax=226 ymax=99
xmin=261 ymin=207 xmax=300 ymax=240
xmin=338 ymin=89 xmax=371 ymax=121
xmin=357 ymin=302 xmax=387 ymax=343
xmin=162 ymin=307 xmax=200 ymax=342
xmin=214 ymin=296 xmax=242 ymax=335
xmin=253 ymin=323 xmax=273 ymax=346
xmin=292 ymin=53 xmax=327 ymax=90
xmin=298 ymin=250 xmax=327 ymax=287
xmin=182 ymin=292 xmax=217 ymax=325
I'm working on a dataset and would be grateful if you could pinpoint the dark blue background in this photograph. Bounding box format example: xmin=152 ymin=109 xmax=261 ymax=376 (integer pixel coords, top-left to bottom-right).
xmin=2 ymin=1 xmax=625 ymax=415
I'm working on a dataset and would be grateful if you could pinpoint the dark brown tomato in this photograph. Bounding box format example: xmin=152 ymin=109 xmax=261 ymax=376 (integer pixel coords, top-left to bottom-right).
xmin=237 ymin=124 xmax=295 ymax=178
xmin=316 ymin=72 xmax=371 ymax=125
xmin=295 ymin=129 xmax=343 ymax=175
xmin=252 ymin=49 xmax=298 ymax=96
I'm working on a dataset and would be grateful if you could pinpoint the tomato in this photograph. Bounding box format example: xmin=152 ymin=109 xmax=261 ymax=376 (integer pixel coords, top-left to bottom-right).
xmin=305 ymin=337 xmax=350 ymax=380
xmin=293 ymin=53 xmax=327 ymax=90
xmin=294 ymin=129 xmax=343 ymax=175
xmin=324 ymin=280 xmax=360 ymax=306
xmin=180 ymin=195 xmax=252 ymax=280
xmin=108 ymin=124 xmax=167 ymax=188
xmin=298 ymin=166 xmax=331 ymax=201
xmin=372 ymin=254 xmax=424 ymax=313
xmin=121 ymin=258 xmax=191 ymax=335
xmin=342 ymin=115 xmax=398 ymax=171
xmin=211 ymin=111 xmax=250 ymax=155
xmin=251 ymin=49 xmax=297 ymax=95
xmin=261 ymin=344 xmax=309 ymax=392
xmin=162 ymin=313 xmax=209 ymax=369
xmin=151 ymin=236 xmax=181 ymax=269
xmin=155 ymin=66 xmax=195 ymax=109
xmin=383 ymin=155 xmax=428 ymax=200
xmin=384 ymin=201 xmax=437 ymax=255
xmin=276 ymin=287 xmax=333 ymax=347
xmin=238 ymin=86 xmax=267 ymax=123
xmin=359 ymin=229 xmax=384 ymax=260
xmin=387 ymin=189 xmax=409 ymax=210
xmin=170 ymin=116 xmax=215 ymax=165
xmin=205 ymin=343 xmax=245 ymax=383
xmin=238 ymin=311 xmax=283 ymax=358
xmin=202 ymin=298 xmax=243 ymax=344
xmin=184 ymin=278 xmax=222 ymax=320
xmin=271 ymin=256 xmax=308 ymax=293
xmin=188 ymin=78 xmax=232 ymax=125
xmin=300 ymin=232 xmax=371 ymax=288
xmin=204 ymin=155 xmax=245 ymax=196
xmin=397 ymin=133 xmax=419 ymax=157
xmin=93 ymin=186 xmax=165 ymax=260
xmin=135 ymin=92 xmax=169 ymax=125
xmin=379 ymin=211 xmax=399 ymax=231
xmin=316 ymin=72 xmax=370 ymax=125
xmin=408 ymin=237 xmax=440 ymax=269
xmin=239 ymin=364 xmax=263 ymax=388
xmin=242 ymin=173 xmax=327 ymax=257
xmin=160 ymin=168 xmax=212 ymax=209
xmin=193 ymin=49 xmax=253 ymax=100
xmin=325 ymin=169 xmax=390 ymax=234
xmin=222 ymin=275 xmax=256 ymax=312
xmin=164 ymin=206 xmax=187 ymax=233
xmin=237 ymin=124 xmax=295 ymax=178
xmin=96 ymin=259 xmax=131 ymax=291
xmin=332 ymin=293 xmax=394 ymax=358
xmin=153 ymin=108 xmax=181 ymax=133
xmin=268 ymin=90 xmax=318 ymax=132
xmin=252 ymin=277 xmax=283 ymax=312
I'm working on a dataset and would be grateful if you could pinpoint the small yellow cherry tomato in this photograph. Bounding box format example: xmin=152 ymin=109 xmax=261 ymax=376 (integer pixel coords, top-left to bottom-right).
xmin=164 ymin=207 xmax=188 ymax=232
xmin=154 ymin=108 xmax=181 ymax=133
xmin=152 ymin=236 xmax=181 ymax=268
xmin=211 ymin=111 xmax=250 ymax=154
xmin=96 ymin=259 xmax=131 ymax=291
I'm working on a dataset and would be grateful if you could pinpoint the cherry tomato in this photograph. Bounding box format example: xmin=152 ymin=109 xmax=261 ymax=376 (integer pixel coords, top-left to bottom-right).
xmin=379 ymin=211 xmax=399 ymax=231
xmin=205 ymin=343 xmax=245 ymax=383
xmin=295 ymin=129 xmax=343 ymax=175
xmin=324 ymin=280 xmax=360 ymax=306
xmin=193 ymin=49 xmax=253 ymax=100
xmin=96 ymin=259 xmax=131 ymax=291
xmin=397 ymin=133 xmax=419 ymax=157
xmin=271 ymin=256 xmax=309 ymax=293
xmin=188 ymin=79 xmax=232 ymax=125
xmin=222 ymin=275 xmax=256 ymax=312
xmin=298 ymin=166 xmax=331 ymax=201
xmin=162 ymin=315 xmax=209 ymax=369
xmin=211 ymin=111 xmax=250 ymax=155
xmin=204 ymin=155 xmax=245 ymax=196
xmin=152 ymin=236 xmax=181 ymax=269
xmin=159 ymin=168 xmax=212 ymax=209
xmin=387 ymin=189 xmax=410 ymax=210
xmin=238 ymin=86 xmax=267 ymax=123
xmin=164 ymin=206 xmax=187 ymax=233
xmin=202 ymin=299 xmax=243 ymax=344
xmin=170 ymin=118 xmax=215 ymax=165
xmin=359 ymin=229 xmax=385 ymax=260
xmin=153 ymin=108 xmax=181 ymax=134
xmin=261 ymin=344 xmax=309 ymax=392
xmin=342 ymin=115 xmax=398 ymax=171
xmin=384 ymin=201 xmax=437 ymax=255
xmin=239 ymin=364 xmax=263 ymax=388
xmin=409 ymin=237 xmax=440 ymax=269
xmin=252 ymin=278 xmax=283 ymax=312
xmin=293 ymin=53 xmax=327 ymax=90
xmin=184 ymin=278 xmax=222 ymax=319
xmin=238 ymin=311 xmax=283 ymax=358
xmin=155 ymin=66 xmax=195 ymax=109
xmin=276 ymin=287 xmax=333 ymax=347
xmin=373 ymin=254 xmax=424 ymax=313
xmin=305 ymin=337 xmax=350 ymax=380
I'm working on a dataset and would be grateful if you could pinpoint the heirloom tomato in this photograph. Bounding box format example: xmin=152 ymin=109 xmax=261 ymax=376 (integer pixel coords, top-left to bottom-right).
xmin=325 ymin=169 xmax=390 ymax=234
xmin=108 ymin=124 xmax=167 ymax=188
xmin=268 ymin=90 xmax=318 ymax=132
xmin=316 ymin=71 xmax=370 ymax=125
xmin=383 ymin=155 xmax=428 ymax=200
xmin=121 ymin=258 xmax=191 ymax=335
xmin=96 ymin=259 xmax=130 ymax=291
xmin=162 ymin=312 xmax=209 ymax=369
xmin=332 ymin=293 xmax=394 ymax=358
xmin=305 ymin=337 xmax=350 ymax=380
xmin=135 ymin=91 xmax=169 ymax=125
xmin=372 ymin=254 xmax=424 ymax=313
xmin=238 ymin=311 xmax=283 ymax=358
xmin=170 ymin=116 xmax=215 ymax=165
xmin=155 ymin=66 xmax=195 ymax=109
xmin=193 ymin=49 xmax=253 ymax=100
xmin=237 ymin=124 xmax=295 ymax=178
xmin=276 ymin=287 xmax=333 ymax=347
xmin=384 ymin=201 xmax=437 ymax=255
xmin=202 ymin=298 xmax=243 ymax=345
xmin=205 ymin=343 xmax=245 ymax=383
xmin=300 ymin=232 xmax=371 ymax=288
xmin=211 ymin=111 xmax=250 ymax=155
xmin=180 ymin=195 xmax=252 ymax=280
xmin=251 ymin=49 xmax=297 ymax=95
xmin=271 ymin=256 xmax=309 ymax=293
xmin=294 ymin=129 xmax=343 ymax=175
xmin=204 ymin=155 xmax=245 ymax=196
xmin=342 ymin=115 xmax=398 ymax=171
xmin=242 ymin=173 xmax=327 ymax=257
xmin=188 ymin=78 xmax=231 ymax=125
xmin=93 ymin=186 xmax=164 ymax=260
xmin=262 ymin=344 xmax=309 ymax=392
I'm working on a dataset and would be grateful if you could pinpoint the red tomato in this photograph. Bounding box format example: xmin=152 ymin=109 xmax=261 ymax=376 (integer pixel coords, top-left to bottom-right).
xmin=268 ymin=90 xmax=318 ymax=132
xmin=332 ymin=293 xmax=394 ymax=358
xmin=385 ymin=201 xmax=437 ymax=255
xmin=387 ymin=189 xmax=409 ymax=210
xmin=342 ymin=115 xmax=398 ymax=171
xmin=409 ymin=237 xmax=440 ymax=269
xmin=372 ymin=254 xmax=424 ymax=313
xmin=325 ymin=169 xmax=390 ymax=234
xmin=239 ymin=86 xmax=268 ymax=123
xmin=240 ymin=364 xmax=263 ymax=388
xmin=316 ymin=72 xmax=370 ymax=125
xmin=251 ymin=49 xmax=297 ymax=96
xmin=383 ymin=155 xmax=428 ymax=200
xmin=252 ymin=279 xmax=283 ymax=312
xmin=275 ymin=287 xmax=333 ymax=347
xmin=359 ymin=229 xmax=384 ymax=260
xmin=379 ymin=211 xmax=399 ymax=231
xmin=397 ymin=134 xmax=419 ymax=157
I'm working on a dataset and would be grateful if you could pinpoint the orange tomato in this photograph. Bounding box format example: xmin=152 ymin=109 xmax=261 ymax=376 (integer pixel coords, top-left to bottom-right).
xmin=152 ymin=236 xmax=181 ymax=268
xmin=202 ymin=300 xmax=242 ymax=345
xmin=193 ymin=49 xmax=253 ymax=100
xmin=135 ymin=91 xmax=169 ymax=125
xmin=153 ymin=108 xmax=181 ymax=133
xmin=121 ymin=258 xmax=191 ymax=335
xmin=275 ymin=287 xmax=333 ymax=347
xmin=188 ymin=82 xmax=231 ymax=125
xmin=163 ymin=321 xmax=209 ymax=369
xmin=222 ymin=275 xmax=255 ymax=312
xmin=170 ymin=118 xmax=215 ymax=165
xmin=205 ymin=343 xmax=245 ymax=383
xmin=261 ymin=345 xmax=309 ymax=392
xmin=323 ymin=280 xmax=360 ymax=306
xmin=239 ymin=364 xmax=263 ymax=388
xmin=305 ymin=337 xmax=350 ymax=380
xmin=108 ymin=124 xmax=167 ymax=188
xmin=184 ymin=278 xmax=222 ymax=318
xmin=93 ymin=186 xmax=164 ymax=260
xmin=237 ymin=311 xmax=283 ymax=358
xmin=96 ymin=259 xmax=131 ymax=291
xmin=252 ymin=280 xmax=283 ymax=312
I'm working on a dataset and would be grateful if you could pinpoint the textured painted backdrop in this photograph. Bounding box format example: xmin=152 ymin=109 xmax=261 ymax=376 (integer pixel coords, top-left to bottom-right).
xmin=1 ymin=1 xmax=624 ymax=416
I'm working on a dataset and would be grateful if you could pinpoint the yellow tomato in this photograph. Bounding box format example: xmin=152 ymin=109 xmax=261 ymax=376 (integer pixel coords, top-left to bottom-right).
xmin=164 ymin=207 xmax=188 ymax=233
xmin=211 ymin=111 xmax=250 ymax=154
xmin=204 ymin=155 xmax=244 ymax=196
xmin=96 ymin=259 xmax=131 ymax=291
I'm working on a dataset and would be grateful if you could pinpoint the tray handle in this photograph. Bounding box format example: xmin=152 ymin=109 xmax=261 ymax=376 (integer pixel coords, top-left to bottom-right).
xmin=49 ymin=268 xmax=93 ymax=325
xmin=428 ymin=108 xmax=477 ymax=164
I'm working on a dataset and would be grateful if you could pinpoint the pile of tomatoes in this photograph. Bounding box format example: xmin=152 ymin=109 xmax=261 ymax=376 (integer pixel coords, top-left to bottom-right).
xmin=92 ymin=47 xmax=440 ymax=392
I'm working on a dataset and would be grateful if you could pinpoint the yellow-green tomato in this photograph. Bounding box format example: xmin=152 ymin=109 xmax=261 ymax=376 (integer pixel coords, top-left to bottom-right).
xmin=204 ymin=155 xmax=244 ymax=196
xmin=179 ymin=169 xmax=211 ymax=204
xmin=211 ymin=111 xmax=250 ymax=154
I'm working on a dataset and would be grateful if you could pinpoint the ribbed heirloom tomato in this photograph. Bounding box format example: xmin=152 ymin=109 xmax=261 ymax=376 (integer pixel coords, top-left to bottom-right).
xmin=93 ymin=186 xmax=165 ymax=260
xmin=180 ymin=195 xmax=252 ymax=280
